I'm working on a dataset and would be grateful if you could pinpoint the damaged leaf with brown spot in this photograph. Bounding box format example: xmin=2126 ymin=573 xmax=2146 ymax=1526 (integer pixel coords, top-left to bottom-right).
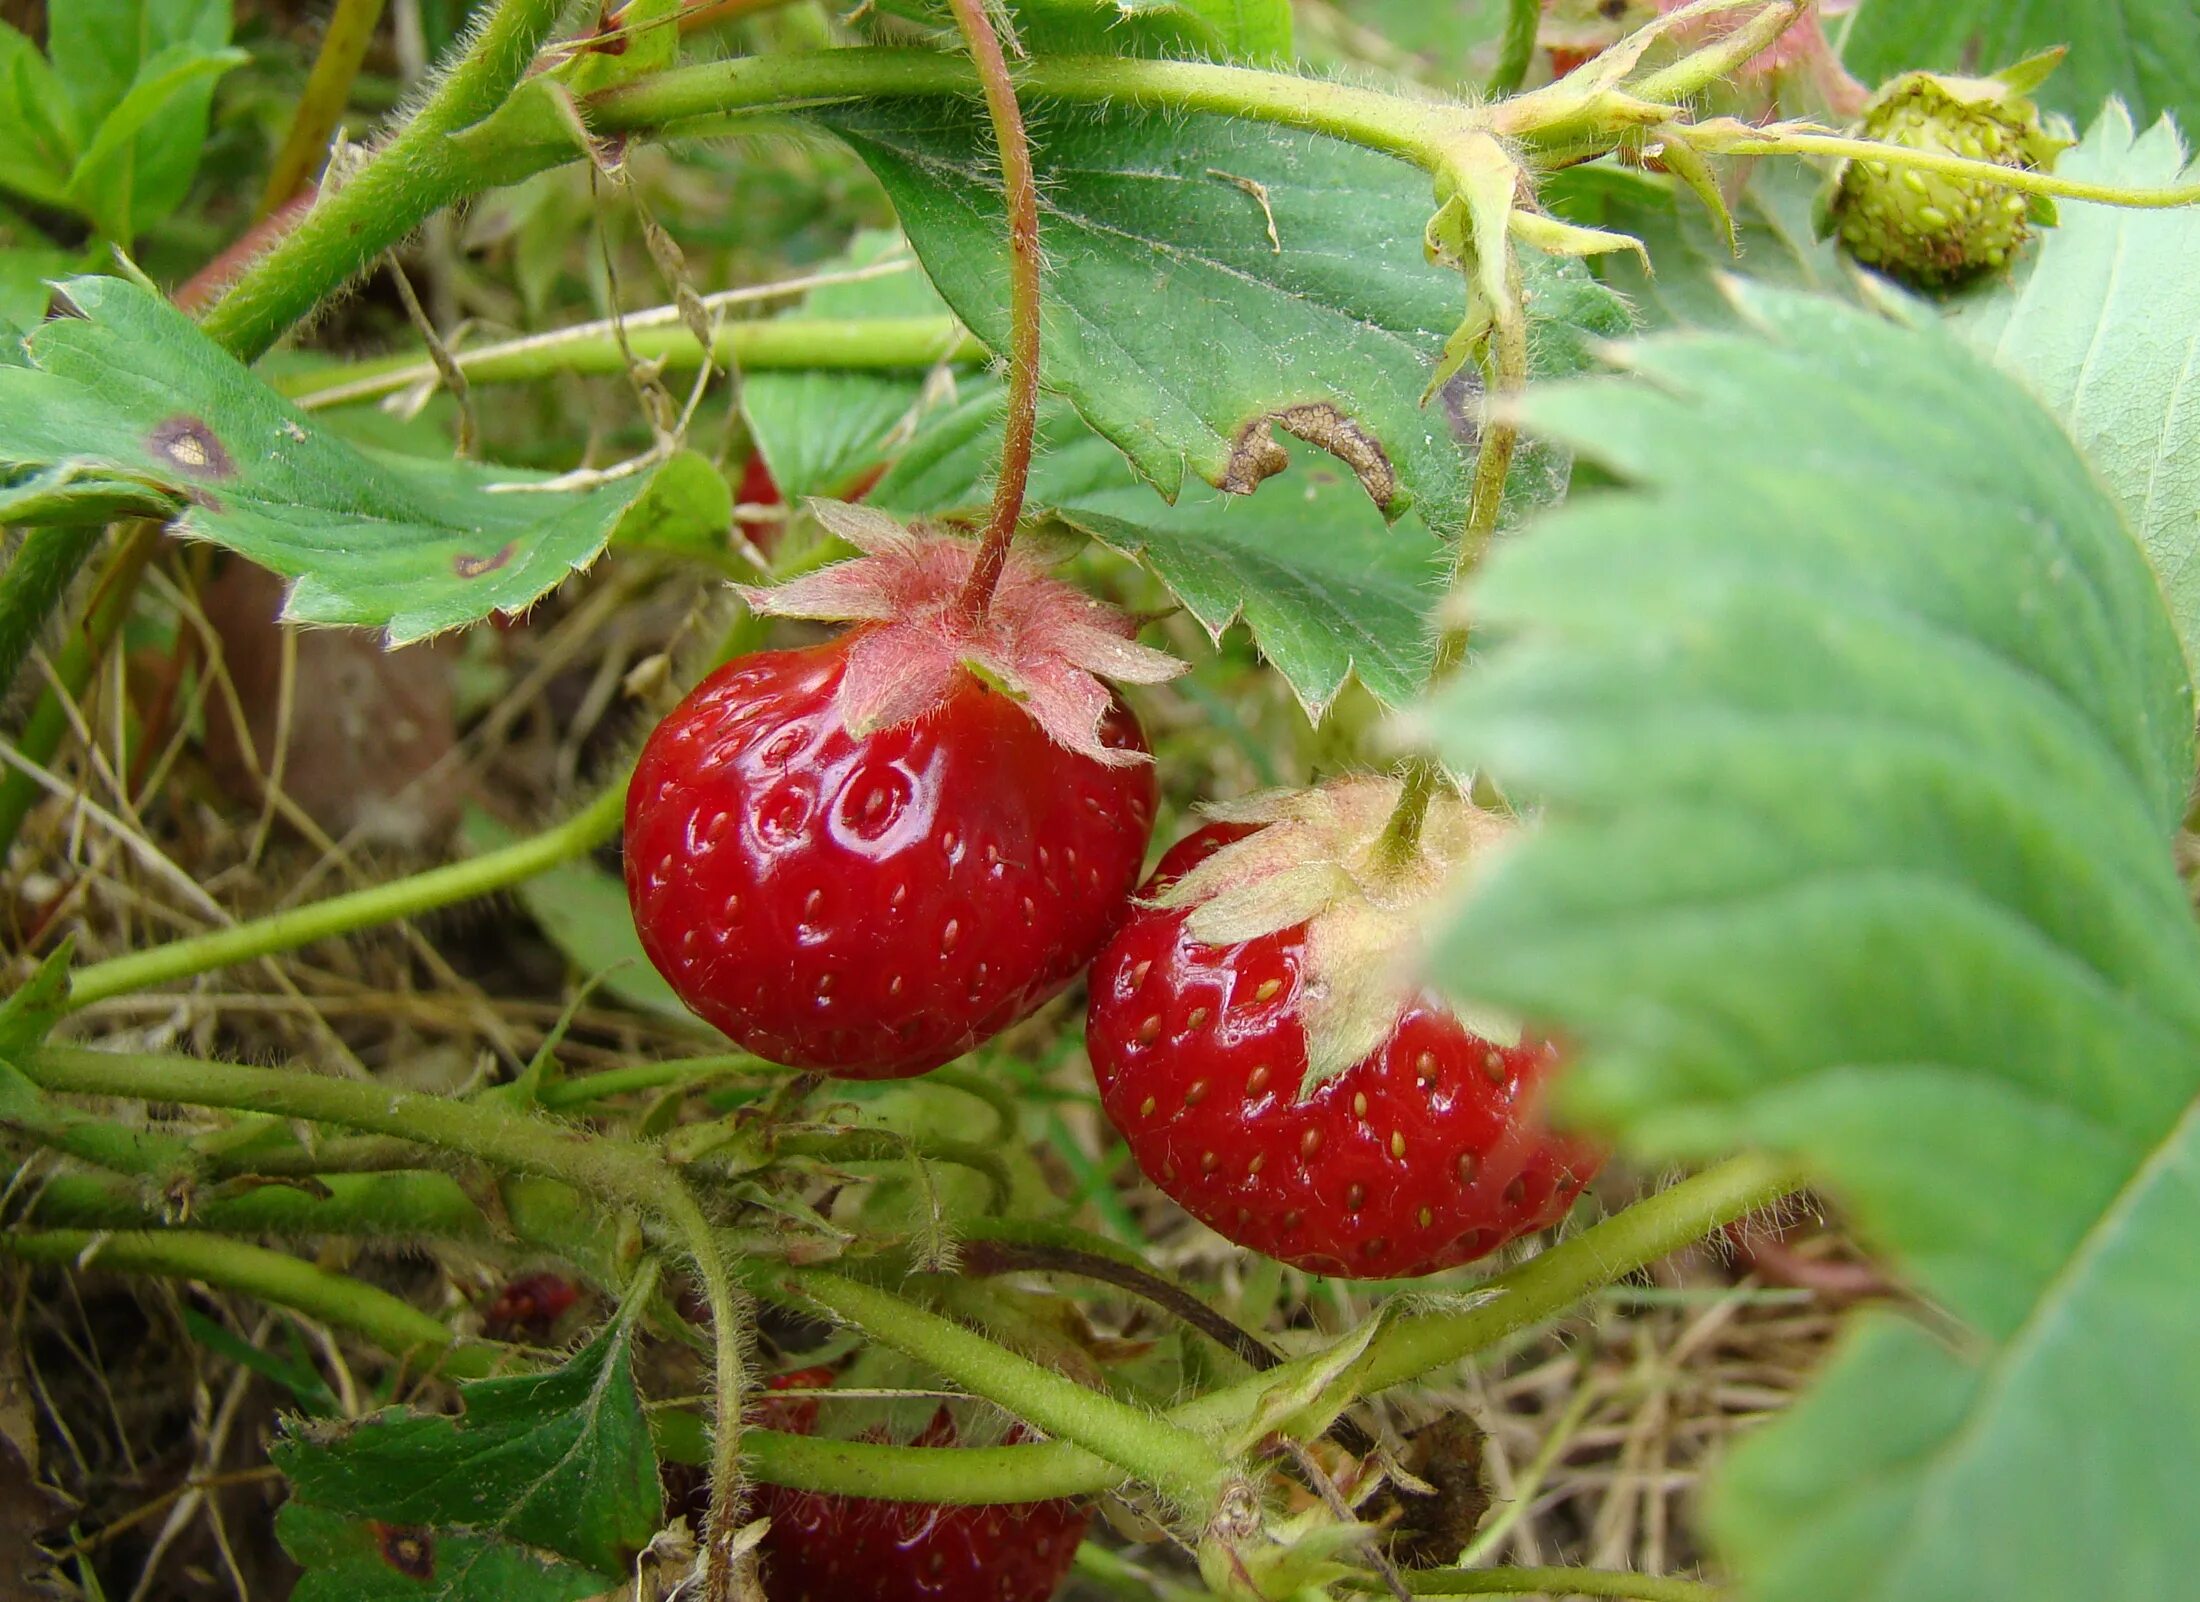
xmin=818 ymin=100 xmax=1630 ymax=539
xmin=0 ymin=277 xmax=672 ymax=643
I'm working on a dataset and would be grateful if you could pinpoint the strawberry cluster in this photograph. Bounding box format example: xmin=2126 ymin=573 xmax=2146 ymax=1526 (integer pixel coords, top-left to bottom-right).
xmin=624 ymin=499 xmax=1603 ymax=1276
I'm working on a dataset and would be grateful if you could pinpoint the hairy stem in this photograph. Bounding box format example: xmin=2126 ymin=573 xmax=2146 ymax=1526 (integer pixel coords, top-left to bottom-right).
xmin=1698 ymin=122 xmax=2200 ymax=208
xmin=592 ymin=51 xmax=1453 ymax=167
xmin=662 ymin=1184 xmax=754 ymax=1602
xmin=1374 ymin=755 xmax=1448 ymax=869
xmin=1362 ymin=1567 xmax=1723 ymax=1600
xmin=959 ymin=1225 xmax=1282 ymax=1373
xmin=65 ymin=783 xmax=626 ymax=1009
xmin=537 ymin=1052 xmax=776 ymax=1109
xmin=781 ymin=1265 xmax=1236 ymax=1511
xmin=200 ymin=0 xmax=572 ymax=363
xmin=1426 ymin=253 xmax=1530 ymax=688
xmin=945 ymin=0 xmax=1045 ymax=622
xmin=0 ymin=1228 xmax=508 ymax=1381
xmin=1488 ymin=0 xmax=1541 ymax=97
xmin=774 ymin=1128 xmax=1013 ymax=1211
xmin=20 ymin=1045 xmax=673 ymax=1212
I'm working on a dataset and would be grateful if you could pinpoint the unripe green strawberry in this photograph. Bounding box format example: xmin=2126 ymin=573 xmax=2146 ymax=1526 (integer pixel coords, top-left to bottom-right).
xmin=1829 ymin=53 xmax=2071 ymax=287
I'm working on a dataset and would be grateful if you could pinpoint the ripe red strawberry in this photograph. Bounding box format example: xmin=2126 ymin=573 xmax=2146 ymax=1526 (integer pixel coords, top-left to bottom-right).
xmin=1088 ymin=796 xmax=1604 ymax=1279
xmin=750 ymin=1370 xmax=1089 ymax=1602
xmin=482 ymin=1272 xmax=581 ymax=1341
xmin=625 ymin=501 xmax=1179 ymax=1078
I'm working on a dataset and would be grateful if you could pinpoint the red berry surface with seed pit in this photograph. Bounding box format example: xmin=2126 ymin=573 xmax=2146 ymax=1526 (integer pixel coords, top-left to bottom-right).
xmin=1088 ymin=824 xmax=1604 ymax=1278
xmin=751 ymin=1369 xmax=1089 ymax=1602
xmin=625 ymin=634 xmax=1157 ymax=1078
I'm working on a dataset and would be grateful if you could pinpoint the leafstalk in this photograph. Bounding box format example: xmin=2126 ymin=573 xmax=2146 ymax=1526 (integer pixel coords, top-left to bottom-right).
xmin=946 ymin=0 xmax=1045 ymax=623
xmin=781 ymin=1265 xmax=1237 ymax=1511
xmin=1361 ymin=1567 xmax=1724 ymax=1600
xmin=65 ymin=782 xmax=626 ymax=1009
xmin=200 ymin=0 xmax=573 ymax=362
xmin=0 ymin=1228 xmax=508 ymax=1381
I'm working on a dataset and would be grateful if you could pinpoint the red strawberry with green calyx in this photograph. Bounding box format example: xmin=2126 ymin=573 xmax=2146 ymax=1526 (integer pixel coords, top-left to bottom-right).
xmin=750 ymin=1367 xmax=1090 ymax=1602
xmin=1087 ymin=779 xmax=1605 ymax=1278
xmin=625 ymin=500 xmax=1180 ymax=1079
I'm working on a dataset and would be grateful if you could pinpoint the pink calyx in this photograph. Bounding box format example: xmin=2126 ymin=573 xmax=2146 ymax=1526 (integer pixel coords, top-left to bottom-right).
xmin=739 ymin=500 xmax=1184 ymax=766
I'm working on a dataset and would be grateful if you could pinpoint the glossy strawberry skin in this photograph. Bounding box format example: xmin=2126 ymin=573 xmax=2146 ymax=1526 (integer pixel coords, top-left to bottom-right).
xmin=751 ymin=1372 xmax=1089 ymax=1602
xmin=625 ymin=636 xmax=1157 ymax=1078
xmin=1088 ymin=825 xmax=1604 ymax=1279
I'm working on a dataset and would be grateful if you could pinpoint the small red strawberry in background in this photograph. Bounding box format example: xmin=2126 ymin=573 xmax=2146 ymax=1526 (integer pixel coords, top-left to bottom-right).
xmin=734 ymin=456 xmax=891 ymax=557
xmin=734 ymin=454 xmax=785 ymax=554
xmin=1088 ymin=779 xmax=1605 ymax=1278
xmin=482 ymin=1272 xmax=581 ymax=1341
xmin=750 ymin=1367 xmax=1089 ymax=1602
xmin=625 ymin=500 xmax=1181 ymax=1078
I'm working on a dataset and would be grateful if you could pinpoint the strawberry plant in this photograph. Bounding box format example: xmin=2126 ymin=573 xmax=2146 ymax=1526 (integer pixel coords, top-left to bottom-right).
xmin=3 ymin=3 xmax=2199 ymax=1601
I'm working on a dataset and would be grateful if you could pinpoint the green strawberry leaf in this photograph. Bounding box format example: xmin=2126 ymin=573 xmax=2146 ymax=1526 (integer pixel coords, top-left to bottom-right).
xmin=0 ymin=277 xmax=659 ymax=642
xmin=48 ymin=0 xmax=234 ymax=240
xmin=0 ymin=23 xmax=80 ymax=209
xmin=274 ymin=1308 xmax=662 ymax=1600
xmin=741 ymin=230 xmax=961 ymax=504
xmin=1172 ymin=0 xmax=1291 ymax=62
xmin=1943 ymin=105 xmax=2200 ymax=673
xmin=1841 ymin=0 xmax=2200 ymax=140
xmin=1426 ymin=285 xmax=2200 ymax=1602
xmin=64 ymin=41 xmax=246 ymax=243
xmin=1057 ymin=439 xmax=1448 ymax=713
xmin=814 ymin=99 xmax=1637 ymax=538
xmin=862 ymin=238 xmax=1616 ymax=712
xmin=48 ymin=0 xmax=231 ymax=129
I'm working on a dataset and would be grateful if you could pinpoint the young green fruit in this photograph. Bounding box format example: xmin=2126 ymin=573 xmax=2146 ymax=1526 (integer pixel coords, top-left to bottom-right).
xmin=1829 ymin=54 xmax=2071 ymax=287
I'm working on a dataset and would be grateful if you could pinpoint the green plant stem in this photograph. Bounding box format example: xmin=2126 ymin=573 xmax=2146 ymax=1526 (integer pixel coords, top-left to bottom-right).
xmin=0 ymin=523 xmax=160 ymax=859
xmin=538 ymin=1052 xmax=777 ymax=1109
xmin=1488 ymin=0 xmax=1541 ymax=97
xmin=1375 ymin=755 xmax=1446 ymax=867
xmin=661 ymin=1181 xmax=754 ymax=1602
xmin=591 ymin=50 xmax=1453 ymax=166
xmin=20 ymin=1044 xmax=672 ymax=1212
xmin=261 ymin=0 xmax=391 ymax=215
xmin=957 ymin=1221 xmax=1281 ymax=1373
xmin=1351 ymin=1153 xmax=1796 ymax=1396
xmin=65 ymin=782 xmax=626 ymax=1009
xmin=1696 ymin=121 xmax=2200 ymax=207
xmin=0 ymin=1228 xmax=507 ymax=1381
xmin=922 ymin=1064 xmax=1020 ymax=1142
xmin=781 ymin=1265 xmax=1236 ymax=1511
xmin=22 ymin=1158 xmax=1790 ymax=1504
xmin=1358 ymin=1567 xmax=1722 ymax=1600
xmin=945 ymin=0 xmax=1043 ymax=621
xmin=281 ymin=315 xmax=983 ymax=410
xmin=200 ymin=0 xmax=572 ymax=363
xmin=774 ymin=1128 xmax=1012 ymax=1211
xmin=0 ymin=528 xmax=99 ymax=702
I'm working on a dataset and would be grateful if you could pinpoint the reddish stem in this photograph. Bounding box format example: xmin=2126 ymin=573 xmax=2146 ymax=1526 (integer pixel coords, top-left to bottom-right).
xmin=946 ymin=0 xmax=1044 ymax=623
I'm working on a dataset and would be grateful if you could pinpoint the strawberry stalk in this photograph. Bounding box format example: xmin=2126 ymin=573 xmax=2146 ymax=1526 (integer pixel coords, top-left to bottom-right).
xmin=946 ymin=0 xmax=1046 ymax=622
